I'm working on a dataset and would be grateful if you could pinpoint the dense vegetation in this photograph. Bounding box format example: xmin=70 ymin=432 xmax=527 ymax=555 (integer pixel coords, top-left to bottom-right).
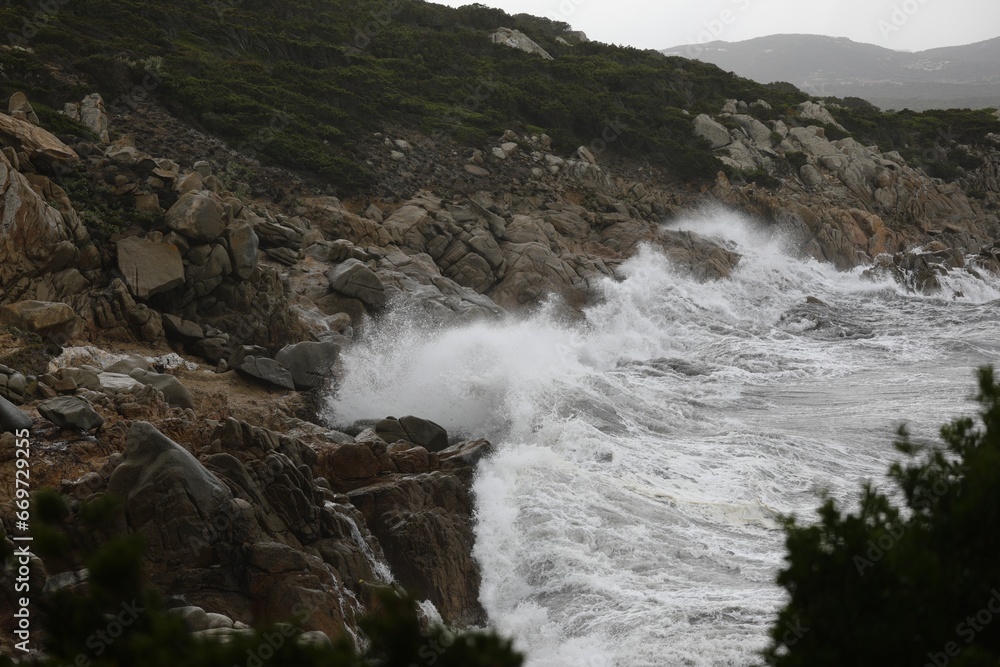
xmin=764 ymin=366 xmax=1000 ymax=666
xmin=2 ymin=0 xmax=997 ymax=194
xmin=0 ymin=491 xmax=522 ymax=666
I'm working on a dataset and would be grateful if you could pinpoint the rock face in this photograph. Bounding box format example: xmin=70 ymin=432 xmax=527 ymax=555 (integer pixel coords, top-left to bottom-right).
xmin=490 ymin=27 xmax=553 ymax=60
xmin=116 ymin=237 xmax=185 ymax=298
xmin=61 ymin=93 xmax=111 ymax=143
xmin=349 ymin=471 xmax=485 ymax=626
xmin=37 ymin=396 xmax=104 ymax=431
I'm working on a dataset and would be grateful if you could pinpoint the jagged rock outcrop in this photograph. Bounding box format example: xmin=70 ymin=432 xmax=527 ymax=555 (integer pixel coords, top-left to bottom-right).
xmin=490 ymin=27 xmax=553 ymax=60
xmin=349 ymin=469 xmax=485 ymax=626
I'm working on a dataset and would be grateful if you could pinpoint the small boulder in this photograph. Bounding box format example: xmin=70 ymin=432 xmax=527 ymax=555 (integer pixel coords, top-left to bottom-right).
xmin=693 ymin=114 xmax=732 ymax=149
xmin=128 ymin=369 xmax=195 ymax=409
xmin=236 ymin=356 xmax=295 ymax=390
xmin=37 ymin=396 xmax=104 ymax=431
xmin=375 ymin=416 xmax=449 ymax=452
xmin=165 ymin=192 xmax=228 ymax=242
xmin=326 ymin=259 xmax=386 ymax=309
xmin=274 ymin=341 xmax=340 ymax=390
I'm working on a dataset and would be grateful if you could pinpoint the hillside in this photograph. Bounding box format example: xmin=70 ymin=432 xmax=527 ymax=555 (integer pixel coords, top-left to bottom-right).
xmin=662 ymin=34 xmax=1000 ymax=111
xmin=2 ymin=0 xmax=1000 ymax=659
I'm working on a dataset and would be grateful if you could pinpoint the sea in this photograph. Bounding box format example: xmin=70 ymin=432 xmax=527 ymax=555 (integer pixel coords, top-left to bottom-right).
xmin=328 ymin=208 xmax=1000 ymax=666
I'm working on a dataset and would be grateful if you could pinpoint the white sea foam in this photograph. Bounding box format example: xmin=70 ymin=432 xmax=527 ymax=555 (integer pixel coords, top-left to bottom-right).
xmin=327 ymin=209 xmax=1000 ymax=666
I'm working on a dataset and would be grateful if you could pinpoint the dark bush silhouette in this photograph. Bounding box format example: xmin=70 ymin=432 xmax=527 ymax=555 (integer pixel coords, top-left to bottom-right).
xmin=765 ymin=366 xmax=1000 ymax=667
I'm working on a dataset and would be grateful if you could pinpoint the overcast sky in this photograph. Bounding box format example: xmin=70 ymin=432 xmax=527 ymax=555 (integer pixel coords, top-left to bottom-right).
xmin=432 ymin=0 xmax=1000 ymax=52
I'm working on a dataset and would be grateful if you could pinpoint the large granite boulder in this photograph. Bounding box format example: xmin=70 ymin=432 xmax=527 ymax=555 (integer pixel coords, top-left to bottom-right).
xmin=165 ymin=192 xmax=228 ymax=242
xmin=693 ymin=114 xmax=731 ymax=149
xmin=116 ymin=237 xmax=185 ymax=298
xmin=236 ymin=356 xmax=295 ymax=390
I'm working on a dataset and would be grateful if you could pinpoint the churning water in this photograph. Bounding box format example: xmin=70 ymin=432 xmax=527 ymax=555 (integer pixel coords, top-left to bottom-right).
xmin=327 ymin=209 xmax=1000 ymax=666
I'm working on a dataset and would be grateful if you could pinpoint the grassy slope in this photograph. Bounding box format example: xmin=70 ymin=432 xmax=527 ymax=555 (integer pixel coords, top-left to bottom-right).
xmin=1 ymin=0 xmax=997 ymax=195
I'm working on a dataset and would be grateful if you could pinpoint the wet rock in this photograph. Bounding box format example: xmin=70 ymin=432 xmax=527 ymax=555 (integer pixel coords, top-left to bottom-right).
xmin=349 ymin=471 xmax=485 ymax=625
xmin=37 ymin=396 xmax=104 ymax=431
xmin=375 ymin=416 xmax=449 ymax=452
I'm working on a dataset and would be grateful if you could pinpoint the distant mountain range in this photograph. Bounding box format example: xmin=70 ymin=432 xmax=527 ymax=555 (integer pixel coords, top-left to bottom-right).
xmin=661 ymin=34 xmax=1000 ymax=111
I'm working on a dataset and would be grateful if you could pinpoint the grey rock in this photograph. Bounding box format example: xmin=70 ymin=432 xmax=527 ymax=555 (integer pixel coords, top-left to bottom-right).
xmin=375 ymin=415 xmax=449 ymax=452
xmin=107 ymin=422 xmax=232 ymax=566
xmin=236 ymin=356 xmax=296 ymax=390
xmin=0 ymin=395 xmax=32 ymax=433
xmin=226 ymin=220 xmax=259 ymax=280
xmin=326 ymin=259 xmax=386 ymax=309
xmin=38 ymin=396 xmax=103 ymax=431
xmin=693 ymin=114 xmax=732 ymax=149
xmin=104 ymin=355 xmax=151 ymax=374
xmin=165 ymin=192 xmax=228 ymax=242
xmin=0 ymin=300 xmax=77 ymax=338
xmin=161 ymin=314 xmax=205 ymax=341
xmin=275 ymin=341 xmax=340 ymax=390
xmin=128 ymin=369 xmax=195 ymax=409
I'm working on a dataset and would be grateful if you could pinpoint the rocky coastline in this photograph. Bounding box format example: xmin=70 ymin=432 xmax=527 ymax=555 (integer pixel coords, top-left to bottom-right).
xmin=1 ymin=86 xmax=999 ymax=653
